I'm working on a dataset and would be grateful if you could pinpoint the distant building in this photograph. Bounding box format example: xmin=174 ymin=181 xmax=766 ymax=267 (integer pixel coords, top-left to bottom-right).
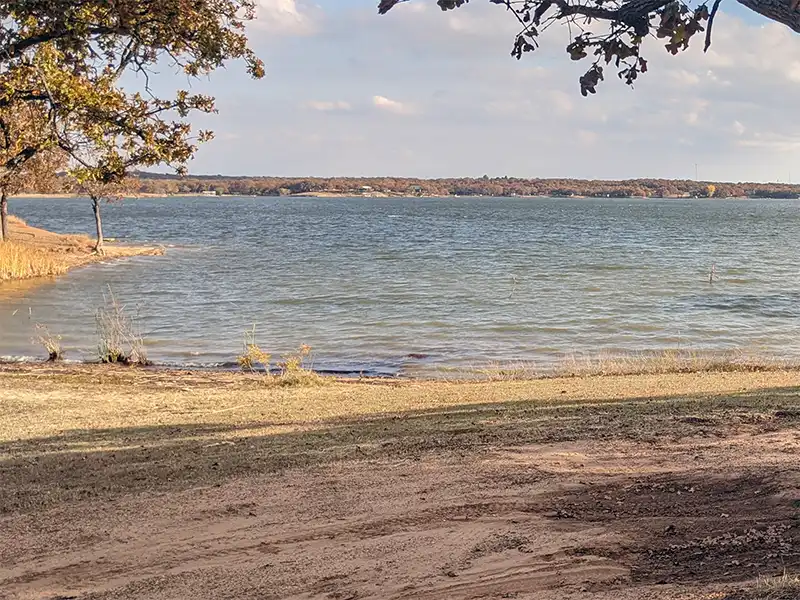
xmin=200 ymin=190 xmax=216 ymax=197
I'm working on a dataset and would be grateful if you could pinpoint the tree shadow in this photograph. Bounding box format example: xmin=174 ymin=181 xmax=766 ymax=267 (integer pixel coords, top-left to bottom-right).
xmin=1 ymin=384 xmax=799 ymax=516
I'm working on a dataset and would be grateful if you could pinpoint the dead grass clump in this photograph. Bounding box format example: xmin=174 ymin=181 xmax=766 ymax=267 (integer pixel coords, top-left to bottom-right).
xmin=470 ymin=350 xmax=787 ymax=381
xmin=32 ymin=324 xmax=63 ymax=361
xmin=0 ymin=241 xmax=68 ymax=281
xmin=724 ymin=572 xmax=800 ymax=599
xmin=275 ymin=344 xmax=326 ymax=386
xmin=236 ymin=328 xmax=326 ymax=386
xmin=556 ymin=349 xmax=785 ymax=378
xmin=470 ymin=361 xmax=541 ymax=381
xmin=237 ymin=326 xmax=272 ymax=372
xmin=96 ymin=288 xmax=148 ymax=365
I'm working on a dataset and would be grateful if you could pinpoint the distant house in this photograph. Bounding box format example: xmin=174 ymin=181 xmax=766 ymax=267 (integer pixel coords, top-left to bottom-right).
xmin=360 ymin=185 xmax=373 ymax=192
xmin=200 ymin=190 xmax=216 ymax=197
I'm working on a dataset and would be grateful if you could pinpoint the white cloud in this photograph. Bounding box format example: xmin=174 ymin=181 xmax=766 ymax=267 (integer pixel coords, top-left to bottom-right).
xmin=189 ymin=4 xmax=800 ymax=182
xmin=668 ymin=69 xmax=701 ymax=86
xmin=306 ymin=100 xmax=352 ymax=112
xmin=252 ymin=0 xmax=317 ymax=35
xmin=373 ymin=95 xmax=416 ymax=115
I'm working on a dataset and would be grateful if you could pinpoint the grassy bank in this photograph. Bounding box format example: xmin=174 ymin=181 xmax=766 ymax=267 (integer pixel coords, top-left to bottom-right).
xmin=4 ymin=362 xmax=800 ymax=452
xmin=0 ymin=239 xmax=69 ymax=280
xmin=0 ymin=215 xmax=163 ymax=282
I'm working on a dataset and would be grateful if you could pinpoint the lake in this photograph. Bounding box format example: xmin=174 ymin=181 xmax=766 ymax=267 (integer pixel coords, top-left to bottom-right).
xmin=1 ymin=195 xmax=799 ymax=376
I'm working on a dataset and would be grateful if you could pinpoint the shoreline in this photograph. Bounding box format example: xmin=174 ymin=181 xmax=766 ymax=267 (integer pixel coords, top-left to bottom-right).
xmin=0 ymin=215 xmax=164 ymax=282
xmin=2 ymin=354 xmax=799 ymax=381
xmin=16 ymin=192 xmax=760 ymax=200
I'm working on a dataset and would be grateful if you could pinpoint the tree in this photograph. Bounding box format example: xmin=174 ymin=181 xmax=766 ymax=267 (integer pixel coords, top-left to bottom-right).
xmin=68 ymin=175 xmax=131 ymax=255
xmin=378 ymin=0 xmax=799 ymax=95
xmin=0 ymin=1 xmax=265 ymax=188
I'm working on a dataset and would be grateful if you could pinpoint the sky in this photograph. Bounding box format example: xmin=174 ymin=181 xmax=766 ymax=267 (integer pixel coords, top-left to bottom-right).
xmin=154 ymin=0 xmax=800 ymax=182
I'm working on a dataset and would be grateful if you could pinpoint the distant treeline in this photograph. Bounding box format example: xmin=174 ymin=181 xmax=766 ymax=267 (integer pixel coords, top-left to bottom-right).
xmin=36 ymin=172 xmax=800 ymax=199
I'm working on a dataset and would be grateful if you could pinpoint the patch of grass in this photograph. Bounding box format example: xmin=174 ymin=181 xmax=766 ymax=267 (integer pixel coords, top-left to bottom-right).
xmin=274 ymin=344 xmax=326 ymax=386
xmin=470 ymin=350 xmax=789 ymax=381
xmin=237 ymin=325 xmax=271 ymax=373
xmin=236 ymin=328 xmax=326 ymax=386
xmin=96 ymin=288 xmax=149 ymax=365
xmin=0 ymin=240 xmax=69 ymax=281
xmin=724 ymin=572 xmax=800 ymax=599
xmin=32 ymin=324 xmax=63 ymax=361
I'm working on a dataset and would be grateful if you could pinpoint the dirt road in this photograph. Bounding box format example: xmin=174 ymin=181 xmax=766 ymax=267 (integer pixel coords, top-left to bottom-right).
xmin=1 ymin=367 xmax=799 ymax=599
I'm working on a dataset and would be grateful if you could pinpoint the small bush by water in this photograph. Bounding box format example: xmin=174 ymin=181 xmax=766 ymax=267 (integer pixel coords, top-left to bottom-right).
xmin=96 ymin=289 xmax=149 ymax=365
xmin=237 ymin=325 xmax=272 ymax=373
xmin=33 ymin=324 xmax=63 ymax=361
xmin=0 ymin=241 xmax=68 ymax=281
xmin=237 ymin=327 xmax=325 ymax=386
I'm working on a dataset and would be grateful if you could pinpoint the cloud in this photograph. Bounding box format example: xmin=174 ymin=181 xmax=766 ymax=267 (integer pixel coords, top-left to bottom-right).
xmin=187 ymin=4 xmax=800 ymax=182
xmin=252 ymin=0 xmax=317 ymax=35
xmin=305 ymin=100 xmax=352 ymax=112
xmin=372 ymin=95 xmax=416 ymax=115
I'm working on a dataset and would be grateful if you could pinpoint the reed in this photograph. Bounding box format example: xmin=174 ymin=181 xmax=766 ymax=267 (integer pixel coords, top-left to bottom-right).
xmin=96 ymin=288 xmax=149 ymax=365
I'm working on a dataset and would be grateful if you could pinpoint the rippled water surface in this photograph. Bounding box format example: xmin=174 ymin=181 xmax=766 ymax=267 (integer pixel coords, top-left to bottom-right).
xmin=1 ymin=195 xmax=799 ymax=375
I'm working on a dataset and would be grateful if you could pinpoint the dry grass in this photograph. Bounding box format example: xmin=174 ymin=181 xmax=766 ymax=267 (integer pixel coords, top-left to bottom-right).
xmin=236 ymin=325 xmax=272 ymax=372
xmin=0 ymin=214 xmax=163 ymax=284
xmin=32 ymin=323 xmax=63 ymax=361
xmin=469 ymin=349 xmax=790 ymax=381
xmin=724 ymin=573 xmax=800 ymax=599
xmin=3 ymin=364 xmax=800 ymax=448
xmin=96 ymin=289 xmax=148 ymax=365
xmin=0 ymin=240 xmax=69 ymax=281
xmin=236 ymin=327 xmax=326 ymax=386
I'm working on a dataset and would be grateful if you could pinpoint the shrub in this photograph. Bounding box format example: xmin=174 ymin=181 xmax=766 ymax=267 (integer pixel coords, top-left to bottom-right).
xmin=95 ymin=288 xmax=148 ymax=365
xmin=32 ymin=323 xmax=63 ymax=361
xmin=275 ymin=344 xmax=325 ymax=386
xmin=237 ymin=325 xmax=271 ymax=372
xmin=236 ymin=329 xmax=325 ymax=386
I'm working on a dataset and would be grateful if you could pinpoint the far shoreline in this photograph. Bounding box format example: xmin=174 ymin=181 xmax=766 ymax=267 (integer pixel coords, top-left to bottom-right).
xmin=14 ymin=191 xmax=767 ymax=200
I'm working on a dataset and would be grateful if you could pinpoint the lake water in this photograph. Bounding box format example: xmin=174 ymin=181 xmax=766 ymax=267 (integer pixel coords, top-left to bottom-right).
xmin=1 ymin=195 xmax=799 ymax=376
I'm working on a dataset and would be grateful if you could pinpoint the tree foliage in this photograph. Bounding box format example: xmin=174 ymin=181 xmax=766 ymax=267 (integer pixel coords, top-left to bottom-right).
xmin=378 ymin=0 xmax=800 ymax=95
xmin=0 ymin=0 xmax=264 ymax=186
xmin=0 ymin=99 xmax=65 ymax=240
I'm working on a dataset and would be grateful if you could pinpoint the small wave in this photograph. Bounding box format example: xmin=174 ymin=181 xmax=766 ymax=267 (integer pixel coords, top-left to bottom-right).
xmin=0 ymin=355 xmax=83 ymax=365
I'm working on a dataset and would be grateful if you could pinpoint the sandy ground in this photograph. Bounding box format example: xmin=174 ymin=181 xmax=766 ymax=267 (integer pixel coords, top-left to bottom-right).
xmin=6 ymin=215 xmax=163 ymax=274
xmin=1 ymin=365 xmax=799 ymax=600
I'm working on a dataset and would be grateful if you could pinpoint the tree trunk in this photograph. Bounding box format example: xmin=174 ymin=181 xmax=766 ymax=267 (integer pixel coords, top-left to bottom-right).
xmin=92 ymin=196 xmax=105 ymax=255
xmin=736 ymin=0 xmax=800 ymax=33
xmin=0 ymin=190 xmax=7 ymax=243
